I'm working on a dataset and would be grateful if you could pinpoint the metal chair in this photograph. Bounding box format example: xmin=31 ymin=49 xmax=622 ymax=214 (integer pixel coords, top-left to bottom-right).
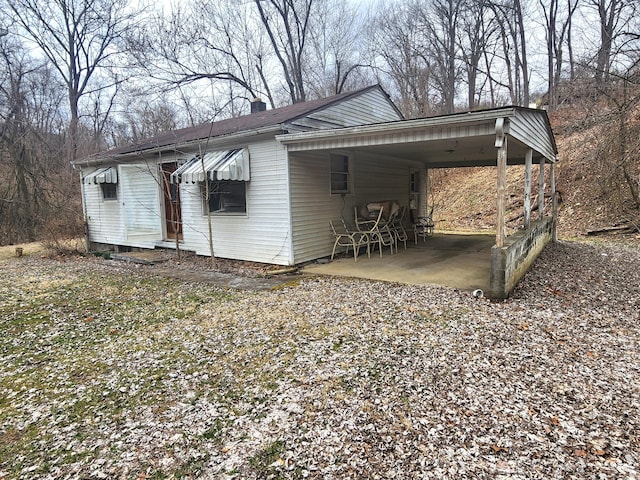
xmin=389 ymin=205 xmax=408 ymax=250
xmin=330 ymin=220 xmax=370 ymax=261
xmin=355 ymin=206 xmax=395 ymax=257
xmin=414 ymin=210 xmax=435 ymax=244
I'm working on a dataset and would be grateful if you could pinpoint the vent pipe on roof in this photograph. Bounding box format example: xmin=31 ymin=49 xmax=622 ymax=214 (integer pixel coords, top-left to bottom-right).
xmin=251 ymin=98 xmax=267 ymax=113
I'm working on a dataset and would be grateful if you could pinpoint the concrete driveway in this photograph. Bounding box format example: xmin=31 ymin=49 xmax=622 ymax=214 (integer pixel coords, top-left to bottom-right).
xmin=303 ymin=233 xmax=495 ymax=292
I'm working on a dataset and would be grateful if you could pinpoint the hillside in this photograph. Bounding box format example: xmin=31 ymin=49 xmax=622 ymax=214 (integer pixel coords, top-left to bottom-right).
xmin=432 ymin=101 xmax=640 ymax=239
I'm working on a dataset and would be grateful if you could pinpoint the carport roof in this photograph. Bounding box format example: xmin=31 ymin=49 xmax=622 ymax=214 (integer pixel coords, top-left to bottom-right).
xmin=277 ymin=106 xmax=557 ymax=168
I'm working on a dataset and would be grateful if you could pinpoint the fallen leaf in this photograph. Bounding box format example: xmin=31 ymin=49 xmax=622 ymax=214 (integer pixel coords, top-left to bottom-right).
xmin=573 ymin=449 xmax=588 ymax=457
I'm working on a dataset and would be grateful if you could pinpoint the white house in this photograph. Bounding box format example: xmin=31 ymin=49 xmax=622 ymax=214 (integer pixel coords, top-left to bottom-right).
xmin=73 ymin=84 xmax=558 ymax=296
xmin=73 ymin=85 xmax=406 ymax=265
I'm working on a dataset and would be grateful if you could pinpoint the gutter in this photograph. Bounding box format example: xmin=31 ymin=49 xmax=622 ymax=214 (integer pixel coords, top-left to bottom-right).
xmin=276 ymin=108 xmax=519 ymax=145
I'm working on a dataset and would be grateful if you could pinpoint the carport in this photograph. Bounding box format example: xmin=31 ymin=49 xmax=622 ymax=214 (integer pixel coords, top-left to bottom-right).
xmin=304 ymin=233 xmax=495 ymax=293
xmin=279 ymin=106 xmax=558 ymax=298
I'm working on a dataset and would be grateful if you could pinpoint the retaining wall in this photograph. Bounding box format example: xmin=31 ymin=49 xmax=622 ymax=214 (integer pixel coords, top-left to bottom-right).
xmin=490 ymin=217 xmax=555 ymax=298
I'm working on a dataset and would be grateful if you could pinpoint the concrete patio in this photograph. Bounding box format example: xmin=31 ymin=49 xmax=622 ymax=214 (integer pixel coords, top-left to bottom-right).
xmin=303 ymin=232 xmax=495 ymax=293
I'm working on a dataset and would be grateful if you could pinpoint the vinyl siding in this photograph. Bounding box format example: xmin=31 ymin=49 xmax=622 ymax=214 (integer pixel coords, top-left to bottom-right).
xmin=83 ymin=162 xmax=163 ymax=249
xmin=82 ymin=170 xmax=125 ymax=246
xmin=289 ymin=151 xmax=412 ymax=263
xmin=179 ymin=139 xmax=292 ymax=265
xmin=509 ymin=110 xmax=557 ymax=162
xmin=289 ymin=88 xmax=402 ymax=131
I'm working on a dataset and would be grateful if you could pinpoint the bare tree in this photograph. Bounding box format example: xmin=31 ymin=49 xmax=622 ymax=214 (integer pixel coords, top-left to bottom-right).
xmin=489 ymin=0 xmax=531 ymax=106
xmin=253 ymin=0 xmax=315 ymax=104
xmin=129 ymin=0 xmax=281 ymax=114
xmin=0 ymin=35 xmax=76 ymax=244
xmin=102 ymin=97 xmax=179 ymax=148
xmin=373 ymin=1 xmax=436 ymax=117
xmin=586 ymin=0 xmax=638 ymax=85
xmin=306 ymin=0 xmax=372 ymax=97
xmin=6 ymin=0 xmax=140 ymax=164
xmin=414 ymin=0 xmax=465 ymax=114
xmin=539 ymin=0 xmax=580 ymax=109
xmin=458 ymin=0 xmax=498 ymax=109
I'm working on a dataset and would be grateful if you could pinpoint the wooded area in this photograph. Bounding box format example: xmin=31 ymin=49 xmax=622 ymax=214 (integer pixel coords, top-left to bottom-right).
xmin=1 ymin=0 xmax=639 ymax=245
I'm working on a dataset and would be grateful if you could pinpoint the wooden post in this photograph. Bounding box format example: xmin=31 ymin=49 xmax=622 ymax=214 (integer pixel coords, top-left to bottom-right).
xmin=551 ymin=162 xmax=557 ymax=242
xmin=538 ymin=157 xmax=545 ymax=219
xmin=524 ymin=149 xmax=532 ymax=228
xmin=495 ymin=117 xmax=507 ymax=248
xmin=419 ymin=168 xmax=428 ymax=219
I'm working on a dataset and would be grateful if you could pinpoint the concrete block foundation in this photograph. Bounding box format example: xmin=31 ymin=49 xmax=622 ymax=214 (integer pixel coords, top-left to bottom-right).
xmin=490 ymin=218 xmax=555 ymax=298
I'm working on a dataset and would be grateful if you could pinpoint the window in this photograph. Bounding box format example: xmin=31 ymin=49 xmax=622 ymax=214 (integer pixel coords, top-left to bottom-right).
xmin=203 ymin=180 xmax=246 ymax=214
xmin=330 ymin=153 xmax=352 ymax=195
xmin=101 ymin=183 xmax=117 ymax=200
xmin=410 ymin=171 xmax=419 ymax=195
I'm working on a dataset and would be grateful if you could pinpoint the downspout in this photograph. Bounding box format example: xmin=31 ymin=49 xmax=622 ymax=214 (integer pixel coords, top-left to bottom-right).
xmin=283 ymin=143 xmax=295 ymax=266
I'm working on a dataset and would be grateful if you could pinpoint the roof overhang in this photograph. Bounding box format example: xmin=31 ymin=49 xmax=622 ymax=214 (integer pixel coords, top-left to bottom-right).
xmin=277 ymin=107 xmax=557 ymax=168
xmin=72 ymin=125 xmax=283 ymax=169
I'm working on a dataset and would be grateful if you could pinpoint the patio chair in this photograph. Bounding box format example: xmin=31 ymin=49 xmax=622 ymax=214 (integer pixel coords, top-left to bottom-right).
xmin=355 ymin=206 xmax=395 ymax=257
xmin=330 ymin=219 xmax=370 ymax=261
xmin=414 ymin=207 xmax=435 ymax=243
xmin=389 ymin=205 xmax=408 ymax=250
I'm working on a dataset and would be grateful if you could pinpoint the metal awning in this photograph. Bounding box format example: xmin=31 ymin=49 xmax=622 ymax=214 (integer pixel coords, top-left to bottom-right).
xmin=170 ymin=149 xmax=250 ymax=183
xmin=83 ymin=166 xmax=118 ymax=184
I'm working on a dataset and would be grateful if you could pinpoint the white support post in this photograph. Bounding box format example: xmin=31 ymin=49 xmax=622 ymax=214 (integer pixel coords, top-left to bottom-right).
xmin=538 ymin=157 xmax=545 ymax=219
xmin=495 ymin=117 xmax=507 ymax=248
xmin=524 ymin=149 xmax=532 ymax=229
xmin=419 ymin=168 xmax=428 ymax=219
xmin=551 ymin=162 xmax=558 ymax=241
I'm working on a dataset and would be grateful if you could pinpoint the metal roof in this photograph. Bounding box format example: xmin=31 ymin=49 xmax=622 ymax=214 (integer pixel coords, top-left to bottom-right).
xmin=82 ymin=166 xmax=118 ymax=184
xmin=170 ymin=149 xmax=250 ymax=183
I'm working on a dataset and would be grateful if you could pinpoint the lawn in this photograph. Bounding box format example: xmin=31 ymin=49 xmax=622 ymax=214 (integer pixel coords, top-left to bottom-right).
xmin=0 ymin=240 xmax=638 ymax=479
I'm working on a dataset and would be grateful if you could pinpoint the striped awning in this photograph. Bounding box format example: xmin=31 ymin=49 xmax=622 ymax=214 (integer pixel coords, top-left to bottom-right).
xmin=83 ymin=166 xmax=118 ymax=184
xmin=170 ymin=149 xmax=250 ymax=183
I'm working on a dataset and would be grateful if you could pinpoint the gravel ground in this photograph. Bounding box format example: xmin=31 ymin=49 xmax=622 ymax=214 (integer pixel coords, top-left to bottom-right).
xmin=0 ymin=239 xmax=639 ymax=479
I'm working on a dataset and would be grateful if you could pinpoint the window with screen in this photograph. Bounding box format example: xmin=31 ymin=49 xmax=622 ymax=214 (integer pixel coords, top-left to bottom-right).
xmin=203 ymin=180 xmax=247 ymax=214
xmin=330 ymin=153 xmax=352 ymax=195
xmin=101 ymin=183 xmax=117 ymax=200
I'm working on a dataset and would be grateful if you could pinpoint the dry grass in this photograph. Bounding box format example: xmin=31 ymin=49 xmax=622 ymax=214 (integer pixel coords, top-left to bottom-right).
xmin=0 ymin=239 xmax=638 ymax=479
xmin=0 ymin=238 xmax=85 ymax=261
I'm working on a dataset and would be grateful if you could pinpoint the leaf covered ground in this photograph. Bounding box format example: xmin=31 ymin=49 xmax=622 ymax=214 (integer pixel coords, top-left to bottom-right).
xmin=0 ymin=240 xmax=638 ymax=479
